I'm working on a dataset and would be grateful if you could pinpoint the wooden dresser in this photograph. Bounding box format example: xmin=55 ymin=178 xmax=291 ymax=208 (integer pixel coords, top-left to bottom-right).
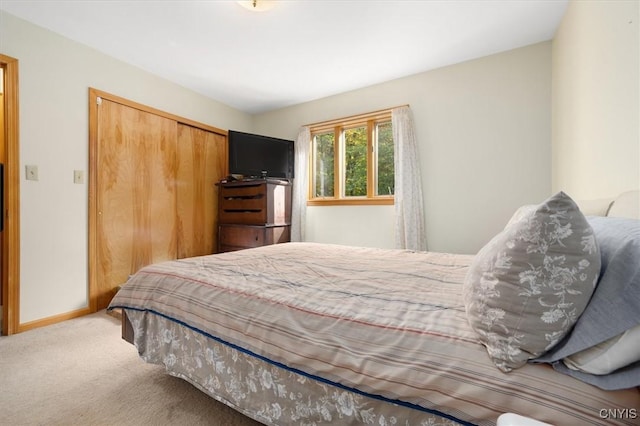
xmin=217 ymin=179 xmax=292 ymax=252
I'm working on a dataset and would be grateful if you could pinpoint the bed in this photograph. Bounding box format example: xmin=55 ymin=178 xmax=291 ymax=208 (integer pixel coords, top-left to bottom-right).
xmin=108 ymin=191 xmax=640 ymax=426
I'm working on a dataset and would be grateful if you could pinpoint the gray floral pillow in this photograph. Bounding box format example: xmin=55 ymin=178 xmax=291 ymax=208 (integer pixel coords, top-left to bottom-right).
xmin=463 ymin=192 xmax=601 ymax=372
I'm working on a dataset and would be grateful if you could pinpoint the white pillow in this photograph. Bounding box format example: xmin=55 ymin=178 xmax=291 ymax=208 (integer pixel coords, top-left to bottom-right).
xmin=575 ymin=198 xmax=614 ymax=217
xmin=607 ymin=190 xmax=640 ymax=219
xmin=563 ymin=324 xmax=640 ymax=375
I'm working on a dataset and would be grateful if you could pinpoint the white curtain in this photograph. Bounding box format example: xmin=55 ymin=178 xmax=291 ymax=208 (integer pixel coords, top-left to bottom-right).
xmin=392 ymin=106 xmax=427 ymax=251
xmin=291 ymin=126 xmax=310 ymax=242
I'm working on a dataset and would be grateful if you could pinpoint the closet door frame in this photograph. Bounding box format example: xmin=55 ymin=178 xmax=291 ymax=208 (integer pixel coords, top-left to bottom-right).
xmin=88 ymin=88 xmax=227 ymax=312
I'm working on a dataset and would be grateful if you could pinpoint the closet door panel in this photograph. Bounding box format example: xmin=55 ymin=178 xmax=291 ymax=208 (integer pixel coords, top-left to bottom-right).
xmin=96 ymin=99 xmax=177 ymax=309
xmin=176 ymin=124 xmax=226 ymax=258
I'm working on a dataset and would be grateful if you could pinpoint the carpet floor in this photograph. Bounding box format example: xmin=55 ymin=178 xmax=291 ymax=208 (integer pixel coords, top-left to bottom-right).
xmin=0 ymin=310 xmax=262 ymax=426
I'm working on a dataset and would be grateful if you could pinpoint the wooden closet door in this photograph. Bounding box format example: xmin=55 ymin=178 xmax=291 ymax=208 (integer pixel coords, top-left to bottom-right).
xmin=176 ymin=124 xmax=227 ymax=258
xmin=96 ymin=99 xmax=178 ymax=309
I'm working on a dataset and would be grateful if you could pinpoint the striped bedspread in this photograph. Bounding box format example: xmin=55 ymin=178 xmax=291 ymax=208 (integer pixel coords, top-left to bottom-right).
xmin=110 ymin=242 xmax=639 ymax=425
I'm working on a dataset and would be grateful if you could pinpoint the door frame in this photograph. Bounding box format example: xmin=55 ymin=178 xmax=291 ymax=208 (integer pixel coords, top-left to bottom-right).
xmin=1 ymin=54 xmax=21 ymax=335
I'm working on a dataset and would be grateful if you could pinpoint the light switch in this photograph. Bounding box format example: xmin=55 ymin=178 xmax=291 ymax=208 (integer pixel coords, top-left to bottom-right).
xmin=25 ymin=165 xmax=39 ymax=181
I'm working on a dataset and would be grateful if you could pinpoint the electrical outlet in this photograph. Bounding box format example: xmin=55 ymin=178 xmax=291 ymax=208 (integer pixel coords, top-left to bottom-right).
xmin=73 ymin=170 xmax=85 ymax=184
xmin=25 ymin=165 xmax=39 ymax=181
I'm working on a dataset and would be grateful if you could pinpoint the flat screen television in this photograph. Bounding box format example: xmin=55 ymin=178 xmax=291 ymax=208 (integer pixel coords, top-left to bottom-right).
xmin=228 ymin=130 xmax=294 ymax=180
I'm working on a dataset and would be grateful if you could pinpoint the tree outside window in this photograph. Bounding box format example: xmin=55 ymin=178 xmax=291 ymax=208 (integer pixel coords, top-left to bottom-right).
xmin=376 ymin=121 xmax=394 ymax=197
xmin=313 ymin=132 xmax=334 ymax=198
xmin=344 ymin=126 xmax=367 ymax=197
xmin=309 ymin=111 xmax=394 ymax=205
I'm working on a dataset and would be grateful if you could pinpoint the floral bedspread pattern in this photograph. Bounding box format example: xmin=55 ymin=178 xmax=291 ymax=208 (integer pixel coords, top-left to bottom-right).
xmin=128 ymin=310 xmax=460 ymax=426
xmin=110 ymin=242 xmax=639 ymax=426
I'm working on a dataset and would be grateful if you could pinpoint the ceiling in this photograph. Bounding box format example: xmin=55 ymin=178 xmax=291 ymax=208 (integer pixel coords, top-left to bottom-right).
xmin=0 ymin=0 xmax=568 ymax=114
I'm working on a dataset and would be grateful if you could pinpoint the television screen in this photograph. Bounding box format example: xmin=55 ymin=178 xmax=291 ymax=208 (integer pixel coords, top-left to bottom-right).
xmin=228 ymin=130 xmax=294 ymax=180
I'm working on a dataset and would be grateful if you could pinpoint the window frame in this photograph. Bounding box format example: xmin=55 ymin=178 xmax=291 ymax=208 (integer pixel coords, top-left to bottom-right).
xmin=307 ymin=110 xmax=394 ymax=206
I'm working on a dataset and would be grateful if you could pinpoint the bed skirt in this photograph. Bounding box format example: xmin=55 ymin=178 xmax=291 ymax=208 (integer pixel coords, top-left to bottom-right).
xmin=126 ymin=308 xmax=465 ymax=426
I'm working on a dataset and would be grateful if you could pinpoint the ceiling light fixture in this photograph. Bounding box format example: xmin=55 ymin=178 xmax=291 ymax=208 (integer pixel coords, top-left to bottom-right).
xmin=237 ymin=0 xmax=277 ymax=12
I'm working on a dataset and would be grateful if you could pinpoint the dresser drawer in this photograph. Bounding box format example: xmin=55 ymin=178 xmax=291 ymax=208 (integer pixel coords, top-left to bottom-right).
xmin=219 ymin=225 xmax=265 ymax=249
xmin=220 ymin=182 xmax=266 ymax=199
xmin=218 ymin=224 xmax=291 ymax=252
xmin=219 ymin=183 xmax=267 ymax=225
xmin=219 ymin=206 xmax=267 ymax=225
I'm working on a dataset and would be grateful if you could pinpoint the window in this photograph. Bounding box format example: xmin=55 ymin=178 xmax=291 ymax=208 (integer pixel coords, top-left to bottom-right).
xmin=309 ymin=110 xmax=394 ymax=205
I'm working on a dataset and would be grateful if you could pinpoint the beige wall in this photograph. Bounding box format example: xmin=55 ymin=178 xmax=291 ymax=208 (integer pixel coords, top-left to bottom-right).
xmin=1 ymin=11 xmax=252 ymax=324
xmin=254 ymin=42 xmax=553 ymax=254
xmin=552 ymin=0 xmax=640 ymax=199
xmin=4 ymin=0 xmax=636 ymax=328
